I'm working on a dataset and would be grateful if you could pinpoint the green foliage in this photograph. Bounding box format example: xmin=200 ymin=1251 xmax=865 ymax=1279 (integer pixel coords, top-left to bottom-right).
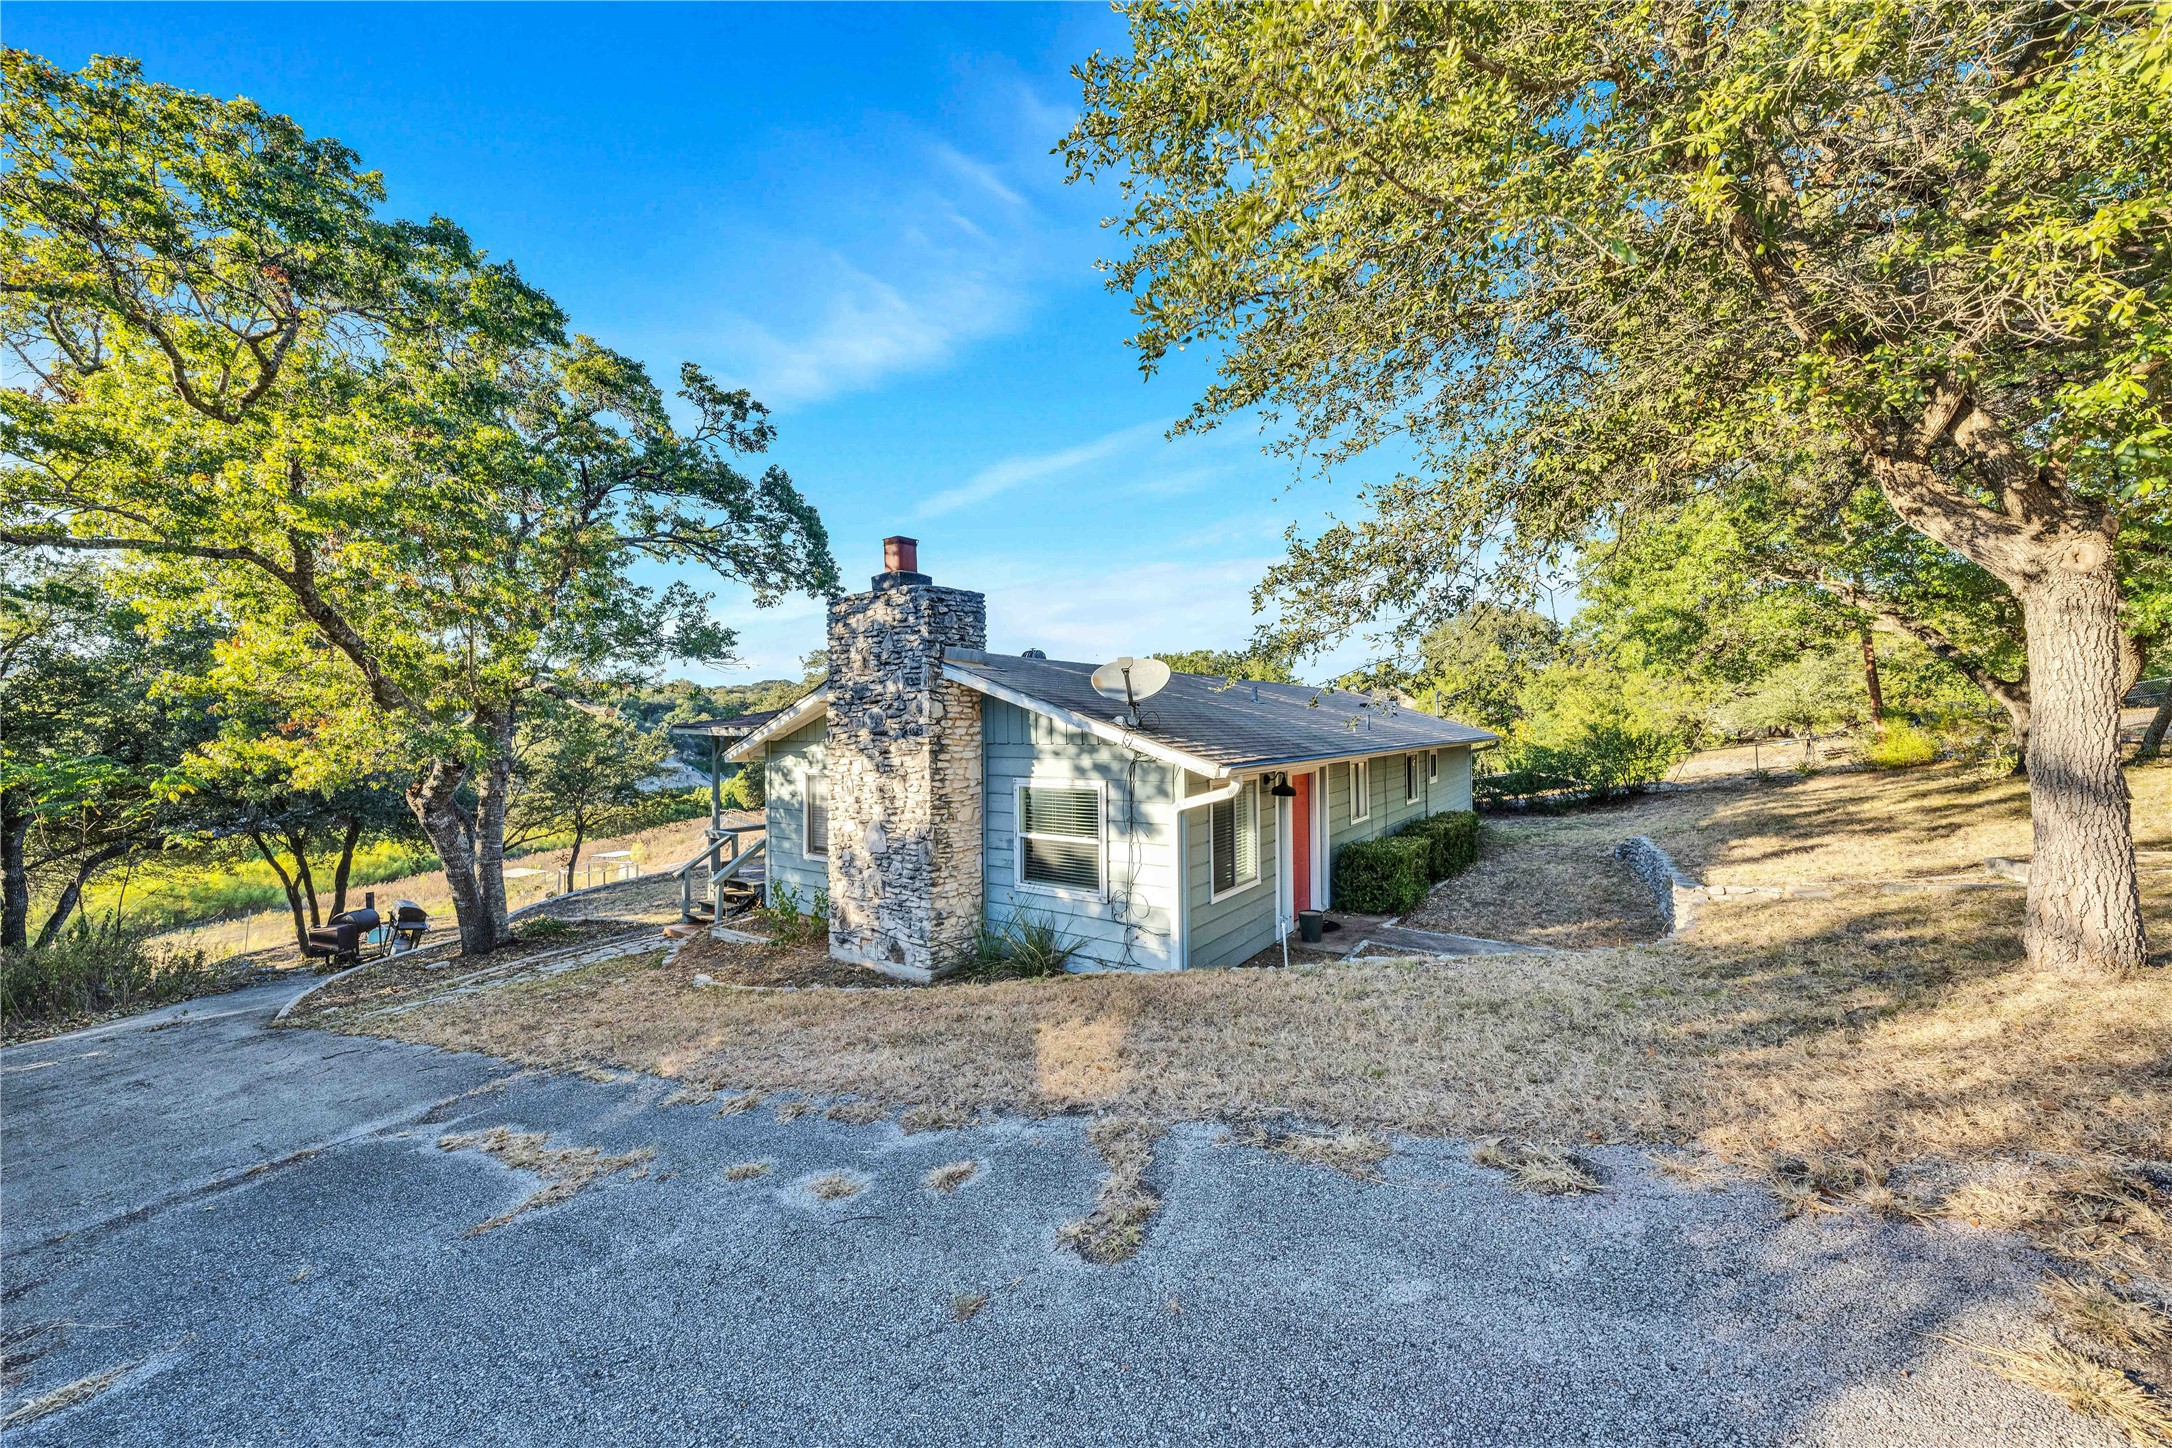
xmin=1154 ymin=646 xmax=1298 ymax=684
xmin=1402 ymin=606 xmax=1564 ymax=736
xmin=1709 ymin=648 xmax=1868 ymax=742
xmin=1 ymin=54 xmax=838 ymax=950
xmin=1395 ymin=811 xmax=1479 ymax=884
xmin=720 ymin=766 xmax=765 ymax=812
xmin=506 ymin=706 xmax=670 ymax=865
xmin=519 ymin=915 xmax=575 ymax=942
xmin=1331 ymin=836 xmax=1433 ymax=915
xmin=1517 ymin=663 xmax=1700 ymax=757
xmin=1 ymin=925 xmax=220 ymax=1029
xmin=961 ymin=912 xmax=1083 ymax=981
xmin=1478 ymin=725 xmax=1687 ymax=808
xmin=755 ymin=884 xmax=829 ymax=948
xmin=1067 ymin=6 xmax=2171 ymax=655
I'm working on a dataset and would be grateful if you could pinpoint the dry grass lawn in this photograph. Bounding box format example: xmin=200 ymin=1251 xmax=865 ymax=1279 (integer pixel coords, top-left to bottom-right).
xmin=1404 ymin=826 xmax=1663 ymax=947
xmin=1538 ymin=760 xmax=2172 ymax=886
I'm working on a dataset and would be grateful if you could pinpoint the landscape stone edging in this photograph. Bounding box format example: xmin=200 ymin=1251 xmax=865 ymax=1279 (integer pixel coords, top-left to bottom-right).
xmin=1612 ymin=838 xmax=2031 ymax=940
xmin=1613 ymin=836 xmax=1703 ymax=938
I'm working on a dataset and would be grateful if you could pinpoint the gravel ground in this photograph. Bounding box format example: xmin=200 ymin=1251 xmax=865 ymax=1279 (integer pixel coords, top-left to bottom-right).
xmin=0 ymin=983 xmax=2117 ymax=1447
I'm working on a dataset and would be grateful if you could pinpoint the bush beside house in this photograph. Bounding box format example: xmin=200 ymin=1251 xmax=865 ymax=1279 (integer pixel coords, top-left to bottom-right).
xmin=1396 ymin=811 xmax=1479 ymax=882
xmin=1332 ymin=836 xmax=1434 ymax=914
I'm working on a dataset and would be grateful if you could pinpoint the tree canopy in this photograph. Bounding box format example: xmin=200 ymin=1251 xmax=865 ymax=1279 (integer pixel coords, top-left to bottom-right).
xmin=1 ymin=53 xmax=839 ymax=954
xmin=1067 ymin=1 xmax=2170 ymax=974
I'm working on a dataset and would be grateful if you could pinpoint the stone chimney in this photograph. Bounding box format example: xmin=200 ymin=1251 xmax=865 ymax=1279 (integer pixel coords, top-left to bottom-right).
xmin=824 ymin=538 xmax=986 ymax=978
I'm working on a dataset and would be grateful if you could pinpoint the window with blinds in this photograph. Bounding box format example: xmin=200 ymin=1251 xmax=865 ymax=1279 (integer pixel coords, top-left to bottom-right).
xmin=1350 ymin=759 xmax=1371 ymax=821
xmin=804 ymin=772 xmax=829 ymax=856
xmin=1018 ymin=784 xmax=1102 ymax=894
xmin=1210 ymin=780 xmax=1259 ymax=897
xmin=1405 ymin=753 xmax=1419 ymax=804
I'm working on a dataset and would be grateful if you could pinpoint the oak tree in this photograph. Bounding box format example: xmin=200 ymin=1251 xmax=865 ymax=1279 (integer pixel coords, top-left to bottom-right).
xmin=1068 ymin=2 xmax=2170 ymax=973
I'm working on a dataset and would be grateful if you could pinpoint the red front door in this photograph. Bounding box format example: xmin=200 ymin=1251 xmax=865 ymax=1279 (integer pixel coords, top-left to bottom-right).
xmin=1291 ymin=772 xmax=1313 ymax=913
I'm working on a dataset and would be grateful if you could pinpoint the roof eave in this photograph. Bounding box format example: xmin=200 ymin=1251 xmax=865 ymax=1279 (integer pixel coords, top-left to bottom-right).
xmin=1220 ymin=735 xmax=1498 ymax=774
xmin=723 ymin=687 xmax=828 ymax=761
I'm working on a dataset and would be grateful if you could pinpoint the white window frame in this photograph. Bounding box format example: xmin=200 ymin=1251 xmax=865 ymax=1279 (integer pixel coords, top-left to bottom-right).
xmin=1014 ymin=778 xmax=1108 ymax=901
xmin=1349 ymin=759 xmax=1371 ymax=823
xmin=803 ymin=765 xmax=829 ymax=858
xmin=1405 ymin=753 xmax=1420 ymax=805
xmin=1207 ymin=777 xmax=1263 ymax=904
xmin=1428 ymin=749 xmax=1439 ymax=783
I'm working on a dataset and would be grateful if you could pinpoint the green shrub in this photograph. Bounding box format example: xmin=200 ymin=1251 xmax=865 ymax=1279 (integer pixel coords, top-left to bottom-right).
xmin=1331 ymin=836 xmax=1433 ymax=914
xmin=1475 ymin=724 xmax=1685 ymax=807
xmin=1396 ymin=811 xmax=1479 ymax=882
xmin=1860 ymin=721 xmax=1941 ymax=770
xmin=958 ymin=912 xmax=1081 ymax=981
xmin=755 ymin=883 xmax=828 ymax=947
xmin=720 ymin=764 xmax=765 ymax=811
xmin=2 ymin=926 xmax=222 ymax=1031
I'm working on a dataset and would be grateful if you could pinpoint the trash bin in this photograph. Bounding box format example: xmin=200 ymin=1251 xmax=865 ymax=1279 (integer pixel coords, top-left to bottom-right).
xmin=1297 ymin=910 xmax=1326 ymax=944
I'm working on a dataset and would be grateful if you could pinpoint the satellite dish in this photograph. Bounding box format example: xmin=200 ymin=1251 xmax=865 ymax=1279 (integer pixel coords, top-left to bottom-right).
xmin=1090 ymin=656 xmax=1171 ymax=722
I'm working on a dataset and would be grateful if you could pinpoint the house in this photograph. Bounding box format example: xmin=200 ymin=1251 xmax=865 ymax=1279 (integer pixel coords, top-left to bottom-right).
xmin=726 ymin=538 xmax=1496 ymax=981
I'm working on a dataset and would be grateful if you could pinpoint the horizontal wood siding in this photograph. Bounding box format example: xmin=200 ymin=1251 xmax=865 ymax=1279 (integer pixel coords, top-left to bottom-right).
xmin=1182 ymin=773 xmax=1281 ymax=969
xmin=1434 ymin=746 xmax=1474 ymax=813
xmin=1323 ymin=746 xmax=1476 ymax=909
xmin=762 ymin=717 xmax=828 ymax=909
xmin=983 ymin=700 xmax=1178 ymax=970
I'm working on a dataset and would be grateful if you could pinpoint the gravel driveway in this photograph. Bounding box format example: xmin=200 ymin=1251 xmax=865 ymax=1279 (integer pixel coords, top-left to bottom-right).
xmin=0 ymin=983 xmax=2116 ymax=1446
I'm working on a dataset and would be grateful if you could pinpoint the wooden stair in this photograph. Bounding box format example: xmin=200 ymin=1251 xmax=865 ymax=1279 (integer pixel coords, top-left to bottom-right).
xmin=676 ymin=834 xmax=766 ymax=923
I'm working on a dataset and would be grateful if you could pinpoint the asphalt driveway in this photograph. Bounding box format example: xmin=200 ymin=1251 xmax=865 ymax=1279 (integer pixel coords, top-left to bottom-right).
xmin=0 ymin=982 xmax=2116 ymax=1446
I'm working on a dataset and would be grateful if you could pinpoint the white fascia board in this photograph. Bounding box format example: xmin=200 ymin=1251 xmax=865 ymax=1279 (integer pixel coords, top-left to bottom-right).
xmin=722 ymin=687 xmax=828 ymax=763
xmin=939 ymin=662 xmax=1227 ymax=778
xmin=1236 ymin=737 xmax=1496 ymax=773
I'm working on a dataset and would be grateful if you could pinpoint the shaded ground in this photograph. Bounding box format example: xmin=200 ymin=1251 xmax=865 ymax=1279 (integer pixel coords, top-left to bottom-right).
xmin=1536 ymin=763 xmax=2172 ymax=887
xmin=0 ymin=985 xmax=2123 ymax=1447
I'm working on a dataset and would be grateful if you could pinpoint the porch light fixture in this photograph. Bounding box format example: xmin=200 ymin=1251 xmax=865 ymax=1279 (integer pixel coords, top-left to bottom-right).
xmin=1269 ymin=774 xmax=1297 ymax=798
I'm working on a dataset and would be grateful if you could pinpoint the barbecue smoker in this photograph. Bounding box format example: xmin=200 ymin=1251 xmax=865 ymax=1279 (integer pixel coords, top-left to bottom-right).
xmin=302 ymin=893 xmax=430 ymax=967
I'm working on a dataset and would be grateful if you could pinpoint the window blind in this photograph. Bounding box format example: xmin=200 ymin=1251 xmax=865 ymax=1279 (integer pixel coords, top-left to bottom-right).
xmin=1210 ymin=780 xmax=1258 ymax=895
xmin=805 ymin=773 xmax=829 ymax=856
xmin=1020 ymin=785 xmax=1101 ymax=892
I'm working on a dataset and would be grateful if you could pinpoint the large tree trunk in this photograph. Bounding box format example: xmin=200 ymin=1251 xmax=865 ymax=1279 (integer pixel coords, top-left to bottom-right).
xmin=2017 ymin=558 xmax=2147 ymax=976
xmin=2 ymin=795 xmax=29 ymax=951
xmin=407 ymin=756 xmax=497 ymax=957
xmin=470 ymin=707 xmax=515 ymax=947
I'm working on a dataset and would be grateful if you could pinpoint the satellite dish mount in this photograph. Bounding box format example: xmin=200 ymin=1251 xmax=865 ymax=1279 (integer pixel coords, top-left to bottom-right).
xmin=1090 ymin=656 xmax=1171 ymax=728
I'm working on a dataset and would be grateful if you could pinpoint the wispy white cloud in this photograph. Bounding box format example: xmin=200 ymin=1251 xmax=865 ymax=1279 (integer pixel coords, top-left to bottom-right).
xmin=726 ymin=257 xmax=1014 ymax=409
xmin=933 ymin=141 xmax=1027 ymax=208
xmin=693 ymin=134 xmax=1056 ymax=409
xmin=915 ymin=419 xmax=1166 ymax=518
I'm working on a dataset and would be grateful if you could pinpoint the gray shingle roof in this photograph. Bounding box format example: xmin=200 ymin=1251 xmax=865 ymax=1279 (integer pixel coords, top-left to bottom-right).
xmin=944 ymin=650 xmax=1495 ymax=772
xmin=668 ymin=708 xmax=786 ymax=738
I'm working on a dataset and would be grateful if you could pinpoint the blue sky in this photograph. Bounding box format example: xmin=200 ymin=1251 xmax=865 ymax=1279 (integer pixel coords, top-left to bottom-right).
xmin=11 ymin=3 xmax=1389 ymax=684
